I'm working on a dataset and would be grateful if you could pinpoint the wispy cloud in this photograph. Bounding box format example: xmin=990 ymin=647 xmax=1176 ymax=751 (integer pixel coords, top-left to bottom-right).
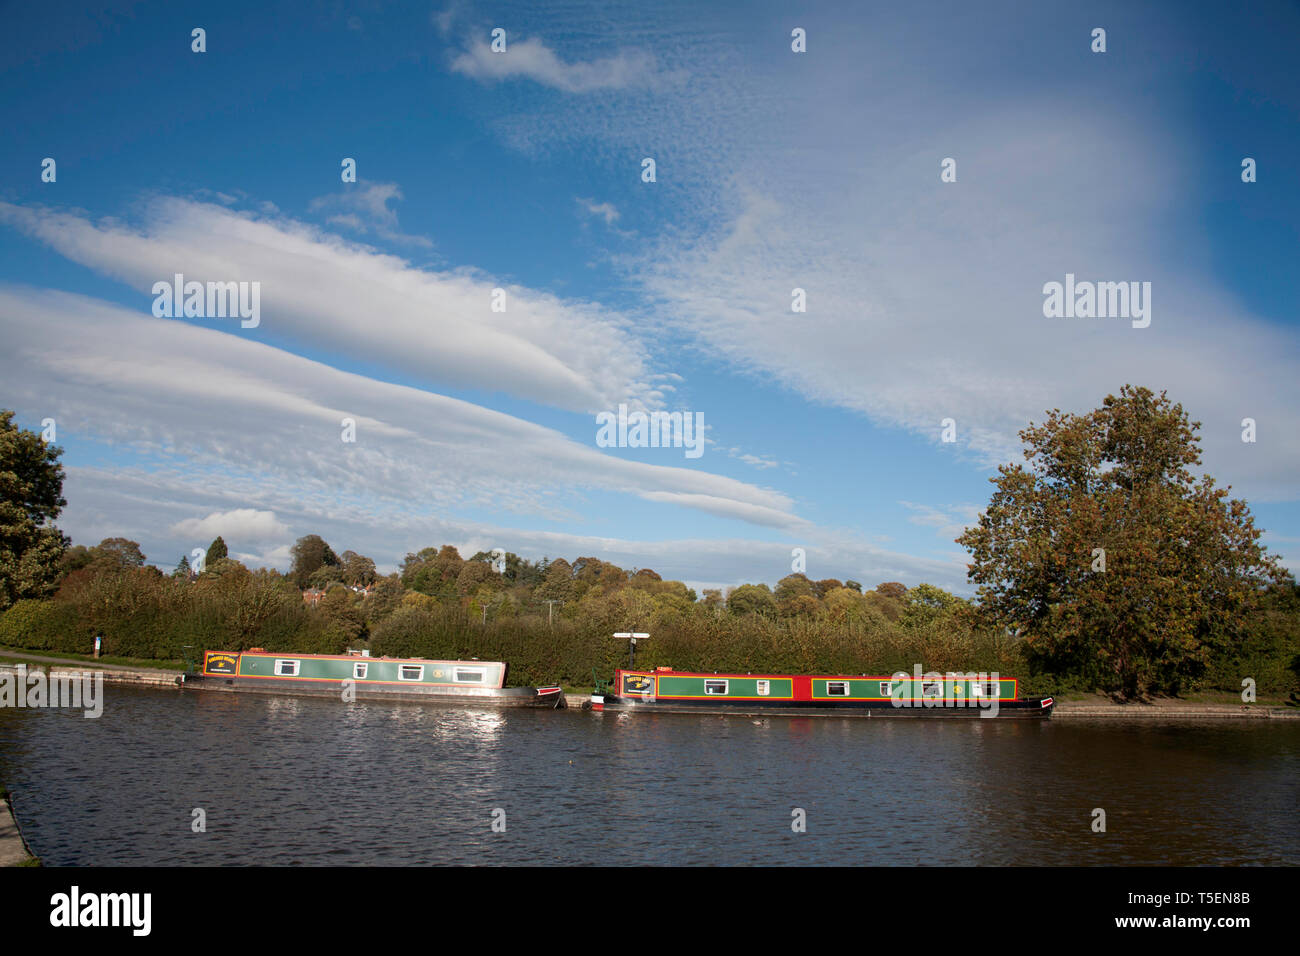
xmin=0 ymin=197 xmax=661 ymax=415
xmin=440 ymin=6 xmax=1300 ymax=504
xmin=575 ymin=196 xmax=634 ymax=239
xmin=576 ymin=197 xmax=620 ymax=226
xmin=725 ymin=447 xmax=780 ymax=470
xmin=900 ymin=502 xmax=983 ymax=543
xmin=308 ymin=182 xmax=432 ymax=248
xmin=61 ymin=465 xmax=971 ymax=592
xmin=450 ymin=36 xmax=673 ymax=93
xmin=0 ymin=286 xmax=800 ymax=531
xmin=0 ymin=284 xmax=976 ymax=588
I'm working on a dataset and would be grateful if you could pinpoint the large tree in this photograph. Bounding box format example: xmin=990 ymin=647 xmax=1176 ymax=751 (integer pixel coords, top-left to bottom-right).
xmin=958 ymin=386 xmax=1288 ymax=697
xmin=59 ymin=537 xmax=145 ymax=576
xmin=900 ymin=583 xmax=965 ymax=629
xmin=338 ymin=550 xmax=377 ymax=587
xmin=290 ymin=534 xmax=338 ymax=589
xmin=204 ymin=536 xmax=228 ymax=568
xmin=727 ymin=583 xmax=777 ymax=617
xmin=96 ymin=537 xmax=147 ymax=570
xmin=0 ymin=410 xmax=69 ymax=610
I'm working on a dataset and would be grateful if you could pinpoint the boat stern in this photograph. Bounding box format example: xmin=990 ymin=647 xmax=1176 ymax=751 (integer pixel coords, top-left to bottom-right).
xmin=535 ymin=685 xmax=567 ymax=709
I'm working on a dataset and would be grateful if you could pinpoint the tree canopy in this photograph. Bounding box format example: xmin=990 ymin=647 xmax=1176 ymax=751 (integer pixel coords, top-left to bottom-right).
xmin=204 ymin=536 xmax=228 ymax=568
xmin=958 ymin=386 xmax=1289 ymax=697
xmin=3 ymin=389 xmax=1295 ymax=700
xmin=290 ymin=534 xmax=339 ymax=588
xmin=0 ymin=410 xmax=69 ymax=610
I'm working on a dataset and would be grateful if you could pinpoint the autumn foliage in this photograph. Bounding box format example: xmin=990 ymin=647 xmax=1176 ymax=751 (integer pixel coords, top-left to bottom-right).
xmin=958 ymin=386 xmax=1290 ymax=697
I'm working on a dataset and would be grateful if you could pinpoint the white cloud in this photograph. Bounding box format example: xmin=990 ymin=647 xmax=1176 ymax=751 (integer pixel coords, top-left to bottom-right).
xmin=308 ymin=183 xmax=432 ymax=248
xmin=0 ymin=197 xmax=659 ymax=415
xmin=447 ymin=6 xmax=1300 ymax=505
xmin=450 ymin=37 xmax=671 ymax=93
xmin=900 ymin=502 xmax=983 ymax=544
xmin=726 ymin=447 xmax=780 ymax=470
xmin=576 ymin=197 xmax=620 ymax=226
xmin=0 ymin=286 xmax=799 ymax=533
xmin=59 ymin=466 xmax=971 ymax=592
xmin=170 ymin=509 xmax=290 ymax=543
xmin=575 ymin=197 xmax=635 ymax=240
xmin=0 ymin=284 xmax=971 ymax=591
xmin=642 ymin=157 xmax=1300 ymax=501
xmin=638 ymin=492 xmax=809 ymax=531
xmin=628 ymin=44 xmax=1299 ymax=505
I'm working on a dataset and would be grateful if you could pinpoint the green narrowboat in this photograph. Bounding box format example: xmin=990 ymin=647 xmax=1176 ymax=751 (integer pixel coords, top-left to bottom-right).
xmin=186 ymin=649 xmax=565 ymax=708
xmin=588 ymin=667 xmax=1053 ymax=718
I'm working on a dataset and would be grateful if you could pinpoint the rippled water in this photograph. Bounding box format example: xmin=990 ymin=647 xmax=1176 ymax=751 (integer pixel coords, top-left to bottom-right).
xmin=1 ymin=685 xmax=1297 ymax=865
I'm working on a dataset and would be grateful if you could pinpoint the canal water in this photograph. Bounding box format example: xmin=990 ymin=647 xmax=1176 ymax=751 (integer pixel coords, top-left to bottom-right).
xmin=1 ymin=686 xmax=1296 ymax=865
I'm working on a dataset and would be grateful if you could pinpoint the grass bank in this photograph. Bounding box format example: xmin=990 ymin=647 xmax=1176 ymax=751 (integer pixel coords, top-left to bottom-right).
xmin=0 ymin=645 xmax=185 ymax=671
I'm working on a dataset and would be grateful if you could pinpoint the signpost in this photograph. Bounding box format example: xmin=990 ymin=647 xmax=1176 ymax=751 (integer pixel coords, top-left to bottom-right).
xmin=612 ymin=632 xmax=649 ymax=669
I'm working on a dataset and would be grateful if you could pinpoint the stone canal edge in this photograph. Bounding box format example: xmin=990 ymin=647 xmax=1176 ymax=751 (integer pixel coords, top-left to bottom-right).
xmin=0 ymin=786 xmax=37 ymax=866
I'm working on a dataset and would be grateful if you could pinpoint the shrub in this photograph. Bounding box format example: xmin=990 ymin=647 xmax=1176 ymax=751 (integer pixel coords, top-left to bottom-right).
xmin=0 ymin=599 xmax=89 ymax=653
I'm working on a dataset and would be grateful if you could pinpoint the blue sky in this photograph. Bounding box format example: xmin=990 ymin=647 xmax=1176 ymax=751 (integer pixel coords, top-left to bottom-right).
xmin=1 ymin=0 xmax=1297 ymax=593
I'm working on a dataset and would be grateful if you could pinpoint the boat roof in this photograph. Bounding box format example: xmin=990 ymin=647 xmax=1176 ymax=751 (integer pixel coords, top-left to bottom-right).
xmin=208 ymin=650 xmax=505 ymax=666
xmin=617 ymin=668 xmax=1012 ymax=681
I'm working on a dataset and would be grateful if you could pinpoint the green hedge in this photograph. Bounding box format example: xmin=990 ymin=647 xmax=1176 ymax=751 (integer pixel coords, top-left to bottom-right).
xmin=367 ymin=606 xmax=1031 ymax=688
xmin=7 ymin=576 xmax=1296 ymax=699
xmin=0 ymin=599 xmax=90 ymax=654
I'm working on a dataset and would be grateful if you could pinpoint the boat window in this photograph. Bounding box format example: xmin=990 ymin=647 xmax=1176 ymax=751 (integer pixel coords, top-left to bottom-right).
xmin=981 ymin=681 xmax=999 ymax=697
xmin=704 ymin=679 xmax=728 ymax=695
xmin=454 ymin=667 xmax=485 ymax=683
xmin=275 ymin=660 xmax=299 ymax=677
xmin=756 ymin=680 xmax=770 ymax=696
xmin=398 ymin=665 xmax=424 ymax=681
xmin=922 ymin=680 xmax=942 ymax=697
xmin=826 ymin=681 xmax=849 ymax=696
xmin=353 ymin=662 xmax=368 ymax=680
xmin=879 ymin=681 xmax=893 ymax=696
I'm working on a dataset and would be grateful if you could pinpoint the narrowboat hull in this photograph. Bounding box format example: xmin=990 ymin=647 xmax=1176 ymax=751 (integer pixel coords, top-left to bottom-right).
xmin=183 ymin=673 xmax=565 ymax=707
xmin=594 ymin=696 xmax=1053 ymax=718
xmin=186 ymin=650 xmax=566 ymax=709
xmin=589 ymin=669 xmax=1052 ymax=719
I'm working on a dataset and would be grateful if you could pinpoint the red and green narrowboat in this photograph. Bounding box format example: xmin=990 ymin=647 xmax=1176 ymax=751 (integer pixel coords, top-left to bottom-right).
xmin=588 ymin=667 xmax=1053 ymax=718
xmin=185 ymin=650 xmax=565 ymax=708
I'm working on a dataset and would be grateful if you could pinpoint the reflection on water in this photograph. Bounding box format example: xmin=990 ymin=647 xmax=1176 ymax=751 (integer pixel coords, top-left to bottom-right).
xmin=0 ymin=686 xmax=1296 ymax=866
xmin=263 ymin=696 xmax=304 ymax=719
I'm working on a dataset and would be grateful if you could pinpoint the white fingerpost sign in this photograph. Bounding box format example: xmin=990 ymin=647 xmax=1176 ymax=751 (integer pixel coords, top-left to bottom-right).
xmin=612 ymin=632 xmax=650 ymax=669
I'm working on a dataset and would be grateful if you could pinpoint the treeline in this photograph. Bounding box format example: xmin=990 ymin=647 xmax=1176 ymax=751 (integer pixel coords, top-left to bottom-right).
xmin=1 ymin=535 xmax=1296 ymax=697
